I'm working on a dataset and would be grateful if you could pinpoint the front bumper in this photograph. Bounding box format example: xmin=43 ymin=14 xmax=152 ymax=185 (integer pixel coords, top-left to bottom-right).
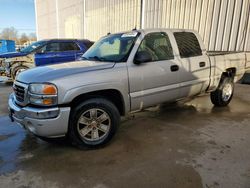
xmin=8 ymin=93 xmax=71 ymax=138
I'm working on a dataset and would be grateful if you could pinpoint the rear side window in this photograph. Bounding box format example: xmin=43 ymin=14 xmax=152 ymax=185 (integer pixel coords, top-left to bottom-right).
xmin=174 ymin=32 xmax=202 ymax=58
xmin=138 ymin=32 xmax=174 ymax=61
xmin=60 ymin=42 xmax=80 ymax=51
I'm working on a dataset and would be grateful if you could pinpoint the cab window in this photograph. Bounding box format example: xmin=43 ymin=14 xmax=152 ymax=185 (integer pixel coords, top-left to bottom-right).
xmin=174 ymin=32 xmax=202 ymax=58
xmin=137 ymin=32 xmax=174 ymax=61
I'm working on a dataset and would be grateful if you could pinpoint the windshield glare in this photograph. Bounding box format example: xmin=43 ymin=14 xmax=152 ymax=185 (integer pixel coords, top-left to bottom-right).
xmin=82 ymin=32 xmax=139 ymax=62
xmin=20 ymin=41 xmax=47 ymax=53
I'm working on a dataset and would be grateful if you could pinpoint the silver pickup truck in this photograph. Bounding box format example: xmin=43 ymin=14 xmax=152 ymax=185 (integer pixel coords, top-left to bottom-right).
xmin=8 ymin=29 xmax=250 ymax=148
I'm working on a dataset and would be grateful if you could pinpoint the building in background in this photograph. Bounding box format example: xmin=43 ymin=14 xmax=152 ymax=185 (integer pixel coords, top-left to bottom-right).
xmin=35 ymin=0 xmax=250 ymax=51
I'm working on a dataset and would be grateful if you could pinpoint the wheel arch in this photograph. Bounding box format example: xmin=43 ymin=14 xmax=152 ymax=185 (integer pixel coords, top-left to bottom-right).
xmin=69 ymin=89 xmax=126 ymax=116
xmin=10 ymin=61 xmax=32 ymax=79
xmin=223 ymin=67 xmax=236 ymax=77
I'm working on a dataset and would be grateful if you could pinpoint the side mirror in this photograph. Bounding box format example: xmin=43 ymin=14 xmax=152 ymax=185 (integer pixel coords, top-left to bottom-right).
xmin=134 ymin=51 xmax=152 ymax=64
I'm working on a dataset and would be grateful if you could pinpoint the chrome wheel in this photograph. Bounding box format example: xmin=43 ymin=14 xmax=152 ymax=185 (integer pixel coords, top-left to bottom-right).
xmin=77 ymin=108 xmax=111 ymax=142
xmin=222 ymin=83 xmax=233 ymax=102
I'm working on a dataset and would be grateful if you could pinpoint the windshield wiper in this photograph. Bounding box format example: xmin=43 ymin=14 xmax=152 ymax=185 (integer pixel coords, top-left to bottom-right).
xmin=81 ymin=57 xmax=89 ymax=60
xmin=88 ymin=56 xmax=105 ymax=61
xmin=84 ymin=56 xmax=116 ymax=62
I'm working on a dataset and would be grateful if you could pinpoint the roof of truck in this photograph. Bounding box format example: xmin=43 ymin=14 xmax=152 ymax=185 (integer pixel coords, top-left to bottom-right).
xmin=106 ymin=28 xmax=198 ymax=36
xmin=139 ymin=28 xmax=196 ymax=32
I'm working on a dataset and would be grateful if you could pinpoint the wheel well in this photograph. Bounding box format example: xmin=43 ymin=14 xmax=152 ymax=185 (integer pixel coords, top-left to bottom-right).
xmin=70 ymin=89 xmax=125 ymax=116
xmin=223 ymin=68 xmax=236 ymax=77
xmin=10 ymin=62 xmax=29 ymax=72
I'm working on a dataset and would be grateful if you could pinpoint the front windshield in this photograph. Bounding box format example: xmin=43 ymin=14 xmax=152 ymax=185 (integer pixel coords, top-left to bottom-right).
xmin=20 ymin=41 xmax=47 ymax=53
xmin=82 ymin=31 xmax=140 ymax=62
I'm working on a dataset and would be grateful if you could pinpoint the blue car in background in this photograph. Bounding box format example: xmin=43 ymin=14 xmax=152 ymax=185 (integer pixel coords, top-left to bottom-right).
xmin=0 ymin=39 xmax=93 ymax=79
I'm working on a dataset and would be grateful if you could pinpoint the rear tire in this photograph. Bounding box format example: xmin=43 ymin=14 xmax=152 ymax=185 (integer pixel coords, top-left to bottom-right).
xmin=69 ymin=98 xmax=120 ymax=149
xmin=210 ymin=76 xmax=234 ymax=107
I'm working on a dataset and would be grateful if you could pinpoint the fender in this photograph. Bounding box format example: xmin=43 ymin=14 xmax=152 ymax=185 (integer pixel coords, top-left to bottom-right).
xmin=5 ymin=55 xmax=35 ymax=77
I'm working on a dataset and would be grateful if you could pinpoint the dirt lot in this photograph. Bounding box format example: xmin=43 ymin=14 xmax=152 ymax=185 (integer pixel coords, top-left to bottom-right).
xmin=0 ymin=81 xmax=250 ymax=188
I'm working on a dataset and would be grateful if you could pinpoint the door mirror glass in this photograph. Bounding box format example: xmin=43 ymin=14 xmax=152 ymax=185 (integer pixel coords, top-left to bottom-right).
xmin=134 ymin=50 xmax=152 ymax=64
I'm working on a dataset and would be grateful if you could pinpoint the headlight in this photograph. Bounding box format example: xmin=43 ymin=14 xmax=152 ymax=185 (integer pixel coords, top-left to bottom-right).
xmin=28 ymin=83 xmax=58 ymax=106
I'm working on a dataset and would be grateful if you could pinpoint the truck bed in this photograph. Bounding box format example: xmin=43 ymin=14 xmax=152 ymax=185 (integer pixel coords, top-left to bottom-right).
xmin=207 ymin=51 xmax=250 ymax=90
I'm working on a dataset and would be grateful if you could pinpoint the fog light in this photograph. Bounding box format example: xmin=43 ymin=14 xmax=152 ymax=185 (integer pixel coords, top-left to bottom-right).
xmin=35 ymin=109 xmax=60 ymax=119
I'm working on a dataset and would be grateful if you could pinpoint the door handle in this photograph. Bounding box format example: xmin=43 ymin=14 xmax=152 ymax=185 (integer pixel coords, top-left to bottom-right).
xmin=170 ymin=65 xmax=179 ymax=72
xmin=199 ymin=62 xmax=206 ymax=67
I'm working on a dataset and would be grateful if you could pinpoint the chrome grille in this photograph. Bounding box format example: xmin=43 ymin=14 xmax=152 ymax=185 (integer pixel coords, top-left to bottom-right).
xmin=13 ymin=84 xmax=25 ymax=102
xmin=13 ymin=81 xmax=28 ymax=106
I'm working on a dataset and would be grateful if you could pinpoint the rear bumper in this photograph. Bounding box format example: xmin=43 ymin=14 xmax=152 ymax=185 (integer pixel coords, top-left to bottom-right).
xmin=8 ymin=93 xmax=70 ymax=138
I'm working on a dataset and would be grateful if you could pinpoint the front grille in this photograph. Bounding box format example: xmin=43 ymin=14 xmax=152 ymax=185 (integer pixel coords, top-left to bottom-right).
xmin=13 ymin=84 xmax=25 ymax=102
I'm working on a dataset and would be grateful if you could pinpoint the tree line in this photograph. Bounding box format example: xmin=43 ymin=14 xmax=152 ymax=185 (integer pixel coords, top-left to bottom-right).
xmin=0 ymin=27 xmax=37 ymax=45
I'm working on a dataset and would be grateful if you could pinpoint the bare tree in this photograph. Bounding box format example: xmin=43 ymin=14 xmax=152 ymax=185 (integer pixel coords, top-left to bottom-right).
xmin=28 ymin=32 xmax=37 ymax=41
xmin=0 ymin=27 xmax=18 ymax=41
xmin=19 ymin=33 xmax=29 ymax=44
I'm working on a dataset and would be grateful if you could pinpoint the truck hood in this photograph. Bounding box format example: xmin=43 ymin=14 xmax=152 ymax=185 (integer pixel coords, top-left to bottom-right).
xmin=0 ymin=52 xmax=28 ymax=58
xmin=17 ymin=60 xmax=115 ymax=83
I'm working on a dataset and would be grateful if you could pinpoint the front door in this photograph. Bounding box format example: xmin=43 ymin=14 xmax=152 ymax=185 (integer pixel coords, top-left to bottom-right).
xmin=128 ymin=32 xmax=181 ymax=111
xmin=56 ymin=42 xmax=81 ymax=63
xmin=35 ymin=42 xmax=60 ymax=66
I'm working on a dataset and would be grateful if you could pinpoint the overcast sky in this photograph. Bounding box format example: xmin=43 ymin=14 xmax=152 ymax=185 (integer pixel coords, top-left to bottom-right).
xmin=0 ymin=0 xmax=36 ymax=35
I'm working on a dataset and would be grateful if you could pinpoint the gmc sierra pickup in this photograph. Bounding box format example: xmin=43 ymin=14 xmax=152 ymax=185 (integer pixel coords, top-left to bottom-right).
xmin=8 ymin=29 xmax=250 ymax=148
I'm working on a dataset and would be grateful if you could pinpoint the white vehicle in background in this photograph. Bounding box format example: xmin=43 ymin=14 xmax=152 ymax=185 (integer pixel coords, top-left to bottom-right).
xmin=9 ymin=29 xmax=250 ymax=148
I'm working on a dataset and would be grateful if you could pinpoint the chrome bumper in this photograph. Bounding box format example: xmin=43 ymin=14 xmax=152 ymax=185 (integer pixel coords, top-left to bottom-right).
xmin=8 ymin=93 xmax=71 ymax=138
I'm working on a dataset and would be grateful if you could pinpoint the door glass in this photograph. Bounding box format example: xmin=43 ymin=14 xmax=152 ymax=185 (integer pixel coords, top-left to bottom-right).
xmin=60 ymin=42 xmax=80 ymax=52
xmin=43 ymin=43 xmax=60 ymax=52
xmin=138 ymin=32 xmax=174 ymax=61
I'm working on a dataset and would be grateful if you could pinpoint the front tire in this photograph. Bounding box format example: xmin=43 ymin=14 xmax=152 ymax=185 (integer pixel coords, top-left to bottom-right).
xmin=69 ymin=98 xmax=120 ymax=149
xmin=210 ymin=76 xmax=234 ymax=107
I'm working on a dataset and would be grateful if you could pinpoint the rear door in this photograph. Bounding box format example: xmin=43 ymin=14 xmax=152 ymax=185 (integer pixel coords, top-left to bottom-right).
xmin=128 ymin=32 xmax=182 ymax=111
xmin=173 ymin=32 xmax=210 ymax=97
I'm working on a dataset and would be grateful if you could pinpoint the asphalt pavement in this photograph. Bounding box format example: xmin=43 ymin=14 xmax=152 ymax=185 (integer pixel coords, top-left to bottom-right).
xmin=0 ymin=79 xmax=250 ymax=188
